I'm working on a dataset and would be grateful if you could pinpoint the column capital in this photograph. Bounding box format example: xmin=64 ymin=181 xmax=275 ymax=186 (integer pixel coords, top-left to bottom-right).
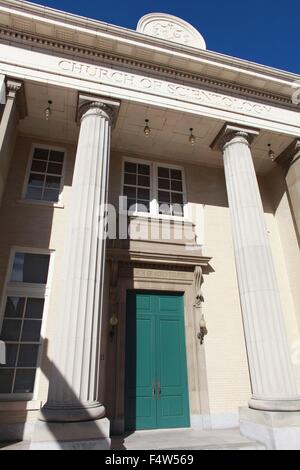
xmin=6 ymin=78 xmax=27 ymax=119
xmin=276 ymin=138 xmax=300 ymax=168
xmin=210 ymin=123 xmax=260 ymax=151
xmin=77 ymin=94 xmax=120 ymax=126
xmin=6 ymin=79 xmax=23 ymax=95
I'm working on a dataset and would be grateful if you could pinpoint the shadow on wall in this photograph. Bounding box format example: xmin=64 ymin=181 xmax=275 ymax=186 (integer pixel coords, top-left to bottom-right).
xmin=0 ymin=137 xmax=76 ymax=448
xmin=263 ymin=164 xmax=300 ymax=249
xmin=0 ymin=337 xmax=121 ymax=449
xmin=36 ymin=338 xmax=114 ymax=449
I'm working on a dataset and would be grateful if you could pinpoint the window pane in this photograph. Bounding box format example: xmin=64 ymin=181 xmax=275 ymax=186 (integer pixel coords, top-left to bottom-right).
xmin=11 ymin=253 xmax=50 ymax=284
xmin=170 ymin=169 xmax=182 ymax=180
xmin=171 ymin=193 xmax=183 ymax=205
xmin=33 ymin=148 xmax=49 ymax=161
xmin=159 ymin=203 xmax=171 ymax=215
xmin=25 ymin=299 xmax=44 ymax=319
xmin=4 ymin=297 xmax=25 ymax=318
xmin=21 ymin=320 xmax=42 ymax=342
xmin=137 ymin=201 xmax=150 ymax=212
xmin=47 ymin=163 xmax=63 ymax=175
xmin=137 ymin=175 xmax=150 ymax=187
xmin=124 ymin=186 xmax=136 ymax=199
xmin=31 ymin=161 xmax=47 ymax=173
xmin=18 ymin=345 xmax=39 ymax=367
xmin=138 ymin=164 xmax=150 ymax=175
xmin=49 ymin=150 xmax=64 ymax=163
xmin=158 ymin=178 xmax=170 ymax=190
xmin=158 ymin=191 xmax=170 ymax=203
xmin=0 ymin=369 xmax=14 ymax=393
xmin=43 ymin=189 xmax=59 ymax=202
xmin=171 ymin=180 xmax=183 ymax=192
xmin=10 ymin=253 xmax=24 ymax=282
xmin=172 ymin=204 xmax=184 ymax=217
xmin=0 ymin=319 xmax=22 ymax=341
xmin=127 ymin=199 xmax=136 ymax=211
xmin=137 ymin=188 xmax=149 ymax=200
xmin=28 ymin=174 xmax=45 ymax=187
xmin=45 ymin=175 xmax=61 ymax=189
xmin=124 ymin=162 xmax=137 ymax=174
xmin=13 ymin=369 xmax=36 ymax=393
xmin=1 ymin=344 xmax=18 ymax=367
xmin=26 ymin=186 xmax=43 ymax=200
xmin=158 ymin=167 xmax=169 ymax=178
xmin=124 ymin=173 xmax=136 ymax=185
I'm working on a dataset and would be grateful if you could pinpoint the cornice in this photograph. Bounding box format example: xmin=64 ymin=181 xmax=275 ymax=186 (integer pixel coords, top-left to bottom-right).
xmin=0 ymin=26 xmax=298 ymax=110
xmin=2 ymin=1 xmax=300 ymax=84
xmin=106 ymin=247 xmax=212 ymax=268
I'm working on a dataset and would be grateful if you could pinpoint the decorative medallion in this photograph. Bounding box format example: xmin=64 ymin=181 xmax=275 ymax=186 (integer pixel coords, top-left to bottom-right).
xmin=137 ymin=13 xmax=206 ymax=50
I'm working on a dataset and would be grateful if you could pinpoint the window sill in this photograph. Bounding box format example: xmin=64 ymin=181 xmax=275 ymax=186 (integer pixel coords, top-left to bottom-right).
xmin=0 ymin=399 xmax=43 ymax=410
xmin=16 ymin=199 xmax=65 ymax=209
xmin=128 ymin=213 xmax=194 ymax=225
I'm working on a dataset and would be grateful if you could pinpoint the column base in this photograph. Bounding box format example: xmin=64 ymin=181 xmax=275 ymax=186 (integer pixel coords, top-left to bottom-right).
xmin=249 ymin=397 xmax=300 ymax=412
xmin=239 ymin=407 xmax=300 ymax=450
xmin=39 ymin=401 xmax=106 ymax=422
xmin=30 ymin=417 xmax=110 ymax=450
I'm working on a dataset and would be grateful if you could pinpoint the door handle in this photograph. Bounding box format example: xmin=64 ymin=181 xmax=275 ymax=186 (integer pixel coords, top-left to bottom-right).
xmin=157 ymin=380 xmax=161 ymax=399
xmin=152 ymin=381 xmax=156 ymax=399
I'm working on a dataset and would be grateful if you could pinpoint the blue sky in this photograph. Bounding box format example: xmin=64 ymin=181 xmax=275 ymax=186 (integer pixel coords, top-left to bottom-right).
xmin=34 ymin=0 xmax=300 ymax=74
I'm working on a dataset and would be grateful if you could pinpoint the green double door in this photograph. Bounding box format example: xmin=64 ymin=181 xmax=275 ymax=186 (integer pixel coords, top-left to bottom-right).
xmin=125 ymin=291 xmax=190 ymax=431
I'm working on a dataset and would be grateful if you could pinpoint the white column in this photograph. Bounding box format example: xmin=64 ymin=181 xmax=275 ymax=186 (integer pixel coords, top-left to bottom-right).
xmin=41 ymin=97 xmax=119 ymax=422
xmin=212 ymin=124 xmax=300 ymax=411
xmin=0 ymin=79 xmax=26 ymax=206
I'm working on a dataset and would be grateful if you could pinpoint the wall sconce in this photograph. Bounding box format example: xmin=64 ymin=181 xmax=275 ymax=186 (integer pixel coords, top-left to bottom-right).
xmin=189 ymin=128 xmax=196 ymax=146
xmin=44 ymin=100 xmax=52 ymax=120
xmin=144 ymin=119 xmax=151 ymax=137
xmin=197 ymin=315 xmax=208 ymax=345
xmin=268 ymin=144 xmax=275 ymax=162
xmin=109 ymin=313 xmax=118 ymax=339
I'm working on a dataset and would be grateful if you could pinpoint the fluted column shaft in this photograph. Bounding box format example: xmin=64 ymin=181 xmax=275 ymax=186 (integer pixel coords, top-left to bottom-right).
xmin=42 ymin=98 xmax=118 ymax=422
xmin=215 ymin=125 xmax=300 ymax=412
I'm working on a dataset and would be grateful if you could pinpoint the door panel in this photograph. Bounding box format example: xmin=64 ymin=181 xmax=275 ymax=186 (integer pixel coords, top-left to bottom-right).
xmin=156 ymin=315 xmax=190 ymax=428
xmin=125 ymin=299 xmax=156 ymax=430
xmin=125 ymin=291 xmax=190 ymax=431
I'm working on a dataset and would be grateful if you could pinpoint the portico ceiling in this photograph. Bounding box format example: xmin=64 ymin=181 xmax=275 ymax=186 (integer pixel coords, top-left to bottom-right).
xmin=18 ymin=81 xmax=295 ymax=174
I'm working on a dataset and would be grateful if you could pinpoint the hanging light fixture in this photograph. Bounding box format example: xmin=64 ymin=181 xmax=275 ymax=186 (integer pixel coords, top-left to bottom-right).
xmin=268 ymin=143 xmax=275 ymax=161
xmin=144 ymin=118 xmax=151 ymax=137
xmin=189 ymin=128 xmax=196 ymax=146
xmin=44 ymin=100 xmax=52 ymax=120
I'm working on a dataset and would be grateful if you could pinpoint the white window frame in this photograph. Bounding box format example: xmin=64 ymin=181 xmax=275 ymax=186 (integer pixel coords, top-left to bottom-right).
xmin=21 ymin=143 xmax=66 ymax=207
xmin=0 ymin=247 xmax=55 ymax=401
xmin=121 ymin=156 xmax=190 ymax=221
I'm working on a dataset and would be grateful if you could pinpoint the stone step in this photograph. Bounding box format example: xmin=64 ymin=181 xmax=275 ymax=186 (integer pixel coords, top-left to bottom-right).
xmin=166 ymin=442 xmax=265 ymax=450
xmin=111 ymin=428 xmax=265 ymax=451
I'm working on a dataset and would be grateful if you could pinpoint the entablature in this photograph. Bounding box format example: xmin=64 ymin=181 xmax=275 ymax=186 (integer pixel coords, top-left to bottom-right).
xmin=0 ymin=0 xmax=300 ymax=112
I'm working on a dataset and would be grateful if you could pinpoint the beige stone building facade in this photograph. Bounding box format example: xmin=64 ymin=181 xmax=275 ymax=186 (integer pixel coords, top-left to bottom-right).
xmin=0 ymin=0 xmax=300 ymax=450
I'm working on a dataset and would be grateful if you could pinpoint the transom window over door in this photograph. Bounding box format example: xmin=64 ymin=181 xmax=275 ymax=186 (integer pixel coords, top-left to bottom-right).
xmin=0 ymin=251 xmax=51 ymax=396
xmin=122 ymin=159 xmax=187 ymax=218
xmin=25 ymin=146 xmax=65 ymax=203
